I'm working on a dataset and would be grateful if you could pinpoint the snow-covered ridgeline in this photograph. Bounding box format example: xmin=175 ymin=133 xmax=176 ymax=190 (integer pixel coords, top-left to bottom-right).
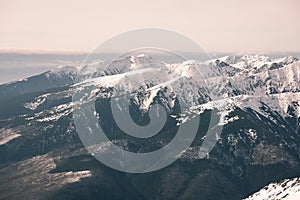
xmin=23 ymin=54 xmax=299 ymax=125
xmin=244 ymin=177 xmax=300 ymax=200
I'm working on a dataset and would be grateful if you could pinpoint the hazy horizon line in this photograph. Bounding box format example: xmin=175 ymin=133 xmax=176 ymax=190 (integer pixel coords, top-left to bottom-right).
xmin=1 ymin=48 xmax=300 ymax=56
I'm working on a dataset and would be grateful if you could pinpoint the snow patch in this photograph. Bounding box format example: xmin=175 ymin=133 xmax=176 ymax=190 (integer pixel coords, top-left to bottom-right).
xmin=0 ymin=128 xmax=21 ymax=145
xmin=245 ymin=177 xmax=300 ymax=200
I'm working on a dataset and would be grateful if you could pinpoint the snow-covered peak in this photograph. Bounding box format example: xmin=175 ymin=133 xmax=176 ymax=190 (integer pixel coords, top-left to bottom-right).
xmin=211 ymin=54 xmax=271 ymax=70
xmin=129 ymin=54 xmax=159 ymax=70
xmin=75 ymin=53 xmax=163 ymax=82
xmin=215 ymin=55 xmax=240 ymax=64
xmin=273 ymin=56 xmax=299 ymax=65
xmin=206 ymin=54 xmax=299 ymax=78
xmin=240 ymin=53 xmax=270 ymax=63
xmin=43 ymin=65 xmax=79 ymax=84
xmin=49 ymin=65 xmax=78 ymax=76
xmin=210 ymin=54 xmax=298 ymax=69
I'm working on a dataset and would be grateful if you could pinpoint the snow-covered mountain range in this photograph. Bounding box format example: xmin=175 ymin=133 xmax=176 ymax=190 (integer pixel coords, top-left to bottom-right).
xmin=25 ymin=53 xmax=300 ymax=125
xmin=0 ymin=53 xmax=299 ymax=200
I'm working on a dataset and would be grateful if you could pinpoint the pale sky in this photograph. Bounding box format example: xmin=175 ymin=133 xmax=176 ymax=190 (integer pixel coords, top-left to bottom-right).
xmin=0 ymin=0 xmax=300 ymax=53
